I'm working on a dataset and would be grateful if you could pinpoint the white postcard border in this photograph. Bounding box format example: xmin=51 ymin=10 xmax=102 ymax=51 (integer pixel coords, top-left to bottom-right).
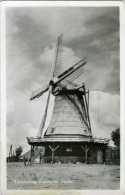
xmin=1 ymin=1 xmax=125 ymax=194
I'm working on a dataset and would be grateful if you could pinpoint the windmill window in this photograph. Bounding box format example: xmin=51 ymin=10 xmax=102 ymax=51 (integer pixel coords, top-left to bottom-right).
xmin=66 ymin=148 xmax=72 ymax=152
xmin=50 ymin=128 xmax=55 ymax=134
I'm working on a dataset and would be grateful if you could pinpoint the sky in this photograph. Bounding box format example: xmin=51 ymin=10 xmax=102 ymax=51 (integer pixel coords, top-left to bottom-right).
xmin=6 ymin=6 xmax=120 ymax=153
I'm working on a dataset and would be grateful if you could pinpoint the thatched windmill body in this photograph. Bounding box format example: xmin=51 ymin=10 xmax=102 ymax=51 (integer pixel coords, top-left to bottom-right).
xmin=27 ymin=35 xmax=109 ymax=163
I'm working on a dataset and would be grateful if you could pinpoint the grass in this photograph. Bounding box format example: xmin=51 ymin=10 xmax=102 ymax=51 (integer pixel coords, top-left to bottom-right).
xmin=7 ymin=162 xmax=120 ymax=190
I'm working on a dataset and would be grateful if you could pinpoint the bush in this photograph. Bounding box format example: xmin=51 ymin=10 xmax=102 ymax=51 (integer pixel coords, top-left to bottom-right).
xmin=111 ymin=128 xmax=120 ymax=148
xmin=15 ymin=146 xmax=23 ymax=160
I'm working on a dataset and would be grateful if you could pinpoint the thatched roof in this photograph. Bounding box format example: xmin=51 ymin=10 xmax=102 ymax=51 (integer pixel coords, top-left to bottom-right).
xmin=39 ymin=83 xmax=91 ymax=137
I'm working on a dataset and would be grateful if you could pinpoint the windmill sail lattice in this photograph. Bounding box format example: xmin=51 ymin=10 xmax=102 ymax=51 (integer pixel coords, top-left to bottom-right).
xmin=53 ymin=34 xmax=63 ymax=78
xmin=38 ymin=34 xmax=64 ymax=138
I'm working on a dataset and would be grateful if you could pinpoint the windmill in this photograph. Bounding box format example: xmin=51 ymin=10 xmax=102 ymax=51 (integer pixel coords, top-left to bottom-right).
xmin=27 ymin=35 xmax=109 ymax=164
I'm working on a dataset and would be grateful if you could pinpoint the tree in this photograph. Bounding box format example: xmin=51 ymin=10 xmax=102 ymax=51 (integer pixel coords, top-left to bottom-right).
xmin=111 ymin=128 xmax=120 ymax=148
xmin=15 ymin=146 xmax=23 ymax=160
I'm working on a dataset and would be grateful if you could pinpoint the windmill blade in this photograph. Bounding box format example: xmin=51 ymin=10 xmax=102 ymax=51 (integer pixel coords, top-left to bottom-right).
xmin=30 ymin=84 xmax=49 ymax=100
xmin=58 ymin=58 xmax=86 ymax=79
xmin=41 ymin=92 xmax=55 ymax=138
xmin=56 ymin=57 xmax=87 ymax=85
xmin=64 ymin=65 xmax=84 ymax=82
xmin=30 ymin=35 xmax=63 ymax=101
xmin=53 ymin=34 xmax=63 ymax=78
xmin=30 ymin=58 xmax=86 ymax=100
xmin=38 ymin=86 xmax=51 ymax=137
xmin=36 ymin=85 xmax=55 ymax=138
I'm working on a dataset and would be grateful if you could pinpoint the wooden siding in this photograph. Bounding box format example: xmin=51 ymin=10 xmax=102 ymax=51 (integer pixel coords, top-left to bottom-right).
xmin=46 ymin=94 xmax=88 ymax=135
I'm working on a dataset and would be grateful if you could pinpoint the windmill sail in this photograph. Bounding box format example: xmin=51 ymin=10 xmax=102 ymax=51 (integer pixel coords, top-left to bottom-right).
xmin=37 ymin=89 xmax=51 ymax=137
xmin=53 ymin=34 xmax=63 ymax=78
xmin=38 ymin=91 xmax=55 ymax=137
xmin=30 ymin=58 xmax=86 ymax=100
xmin=38 ymin=35 xmax=63 ymax=138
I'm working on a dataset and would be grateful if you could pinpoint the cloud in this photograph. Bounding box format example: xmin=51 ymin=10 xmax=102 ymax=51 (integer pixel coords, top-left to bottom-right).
xmin=6 ymin=6 xmax=119 ymax=93
xmin=7 ymin=90 xmax=49 ymax=152
xmin=6 ymin=7 xmax=120 ymax=152
xmin=40 ymin=45 xmax=80 ymax=76
xmin=90 ymin=91 xmax=120 ymax=138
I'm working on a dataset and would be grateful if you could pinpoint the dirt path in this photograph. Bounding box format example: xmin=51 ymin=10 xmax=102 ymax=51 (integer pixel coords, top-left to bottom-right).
xmin=7 ymin=163 xmax=120 ymax=189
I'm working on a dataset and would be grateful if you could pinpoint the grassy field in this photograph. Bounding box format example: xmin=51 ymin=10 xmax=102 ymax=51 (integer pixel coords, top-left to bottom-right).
xmin=7 ymin=162 xmax=120 ymax=190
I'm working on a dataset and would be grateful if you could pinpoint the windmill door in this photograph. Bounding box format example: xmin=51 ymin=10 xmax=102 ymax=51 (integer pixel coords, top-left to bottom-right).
xmin=97 ymin=150 xmax=103 ymax=164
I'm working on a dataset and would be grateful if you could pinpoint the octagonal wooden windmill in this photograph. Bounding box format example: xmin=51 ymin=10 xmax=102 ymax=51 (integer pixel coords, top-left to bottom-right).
xmin=27 ymin=35 xmax=109 ymax=164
